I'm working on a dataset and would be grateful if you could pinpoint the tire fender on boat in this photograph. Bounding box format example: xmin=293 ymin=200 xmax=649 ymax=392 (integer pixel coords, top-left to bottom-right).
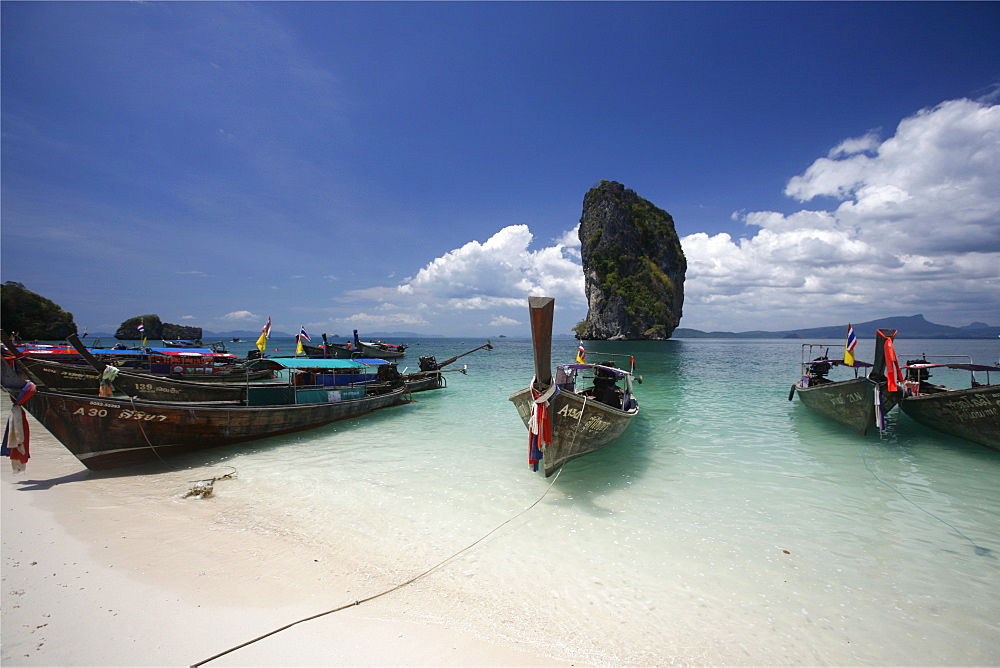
xmin=788 ymin=384 xmax=797 ymax=401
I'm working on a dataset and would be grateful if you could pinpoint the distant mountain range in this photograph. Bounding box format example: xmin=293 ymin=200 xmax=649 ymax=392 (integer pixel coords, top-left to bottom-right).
xmin=674 ymin=314 xmax=999 ymax=339
xmin=75 ymin=315 xmax=998 ymax=342
xmin=208 ymin=330 xmax=442 ymax=339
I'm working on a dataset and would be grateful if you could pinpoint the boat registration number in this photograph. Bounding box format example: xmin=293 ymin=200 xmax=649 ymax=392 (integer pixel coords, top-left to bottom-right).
xmin=557 ymin=404 xmax=612 ymax=433
xmin=940 ymin=394 xmax=1000 ymax=420
xmin=131 ymin=383 xmax=183 ymax=395
xmin=828 ymin=391 xmax=864 ymax=405
xmin=73 ymin=406 xmax=169 ymax=421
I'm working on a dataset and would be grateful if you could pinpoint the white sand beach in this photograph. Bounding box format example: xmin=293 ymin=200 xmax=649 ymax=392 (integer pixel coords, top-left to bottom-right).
xmin=1 ymin=411 xmax=573 ymax=667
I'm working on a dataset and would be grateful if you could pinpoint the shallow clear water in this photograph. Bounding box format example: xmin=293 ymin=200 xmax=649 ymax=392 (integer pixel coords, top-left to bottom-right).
xmin=24 ymin=337 xmax=1000 ymax=663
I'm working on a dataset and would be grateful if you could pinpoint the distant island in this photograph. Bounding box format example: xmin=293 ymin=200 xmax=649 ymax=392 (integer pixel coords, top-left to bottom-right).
xmin=674 ymin=314 xmax=999 ymax=339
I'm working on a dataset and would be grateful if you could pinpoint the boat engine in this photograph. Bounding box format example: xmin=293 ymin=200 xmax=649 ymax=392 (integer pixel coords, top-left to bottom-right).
xmin=419 ymin=355 xmax=439 ymax=372
xmin=378 ymin=363 xmax=403 ymax=384
xmin=592 ymin=362 xmax=622 ymax=408
xmin=904 ymin=360 xmax=930 ymax=382
xmin=807 ymin=357 xmax=832 ymax=382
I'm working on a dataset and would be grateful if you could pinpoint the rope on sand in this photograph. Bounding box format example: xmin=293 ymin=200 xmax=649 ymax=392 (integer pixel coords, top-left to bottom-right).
xmin=189 ymin=467 xmax=565 ymax=667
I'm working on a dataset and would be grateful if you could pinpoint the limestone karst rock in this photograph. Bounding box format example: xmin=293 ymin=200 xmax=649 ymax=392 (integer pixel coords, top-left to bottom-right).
xmin=577 ymin=181 xmax=686 ymax=340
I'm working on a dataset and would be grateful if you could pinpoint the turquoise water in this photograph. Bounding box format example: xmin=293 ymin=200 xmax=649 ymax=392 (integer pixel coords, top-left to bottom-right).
xmin=28 ymin=337 xmax=1000 ymax=663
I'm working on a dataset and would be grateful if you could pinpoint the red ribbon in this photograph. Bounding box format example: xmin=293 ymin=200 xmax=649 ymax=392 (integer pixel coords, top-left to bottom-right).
xmin=3 ymin=381 xmax=37 ymax=471
xmin=880 ymin=332 xmax=902 ymax=392
xmin=528 ymin=385 xmax=553 ymax=470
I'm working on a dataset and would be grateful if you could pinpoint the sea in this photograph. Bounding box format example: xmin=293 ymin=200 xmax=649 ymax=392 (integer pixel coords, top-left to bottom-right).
xmin=13 ymin=336 xmax=1000 ymax=664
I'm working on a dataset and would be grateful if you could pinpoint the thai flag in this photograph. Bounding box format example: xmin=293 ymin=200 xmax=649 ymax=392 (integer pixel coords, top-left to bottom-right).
xmin=256 ymin=316 xmax=271 ymax=353
xmin=137 ymin=322 xmax=144 ymax=333
xmin=844 ymin=324 xmax=857 ymax=366
xmin=299 ymin=326 xmax=311 ymax=343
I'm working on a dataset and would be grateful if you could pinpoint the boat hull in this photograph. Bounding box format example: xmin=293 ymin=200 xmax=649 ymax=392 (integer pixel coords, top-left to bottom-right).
xmin=901 ymin=385 xmax=1000 ymax=450
xmin=11 ymin=357 xmax=100 ymax=393
xmin=11 ymin=356 xmax=273 ymax=400
xmin=509 ymin=387 xmax=637 ymax=477
xmin=9 ymin=386 xmax=408 ymax=470
xmin=403 ymin=372 xmax=445 ymax=393
xmin=794 ymin=377 xmax=902 ymax=435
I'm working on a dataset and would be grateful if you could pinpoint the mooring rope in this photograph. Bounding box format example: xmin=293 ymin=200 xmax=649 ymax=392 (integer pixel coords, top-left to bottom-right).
xmin=862 ymin=443 xmax=991 ymax=557
xmin=129 ymin=394 xmax=178 ymax=470
xmin=128 ymin=396 xmax=238 ymax=492
xmin=190 ymin=467 xmax=565 ymax=667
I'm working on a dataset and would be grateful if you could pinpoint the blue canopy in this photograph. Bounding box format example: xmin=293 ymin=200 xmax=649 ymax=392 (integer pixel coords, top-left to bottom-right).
xmin=265 ymin=357 xmax=389 ymax=370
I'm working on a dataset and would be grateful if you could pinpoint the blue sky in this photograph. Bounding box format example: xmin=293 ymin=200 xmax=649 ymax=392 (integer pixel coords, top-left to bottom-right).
xmin=2 ymin=1 xmax=998 ymax=337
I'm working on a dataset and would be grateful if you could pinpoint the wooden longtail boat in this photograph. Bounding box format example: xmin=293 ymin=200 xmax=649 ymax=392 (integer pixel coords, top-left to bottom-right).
xmin=509 ymin=297 xmax=640 ymax=477
xmin=1 ymin=332 xmax=272 ymax=396
xmin=161 ymin=339 xmax=204 ymax=348
xmin=299 ymin=339 xmax=493 ymax=392
xmin=2 ymin=331 xmax=271 ymax=383
xmin=305 ymin=331 xmax=408 ymax=359
xmin=900 ymin=356 xmax=1000 ymax=450
xmin=66 ymin=335 xmax=408 ymax=403
xmin=7 ymin=353 xmax=272 ymax=393
xmin=400 ymin=371 xmax=444 ymax=393
xmin=0 ymin=360 xmax=409 ymax=471
xmin=11 ymin=353 xmax=251 ymax=400
xmin=790 ymin=328 xmax=905 ymax=435
xmin=397 ymin=340 xmax=494 ymax=392
xmin=399 ymin=367 xmax=473 ymax=392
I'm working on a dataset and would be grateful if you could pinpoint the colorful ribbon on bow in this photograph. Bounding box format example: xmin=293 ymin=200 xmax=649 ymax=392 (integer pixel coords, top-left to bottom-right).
xmin=528 ymin=381 xmax=558 ymax=472
xmin=99 ymin=365 xmax=120 ymax=397
xmin=2 ymin=381 xmax=37 ymax=473
xmin=881 ymin=334 xmax=902 ymax=393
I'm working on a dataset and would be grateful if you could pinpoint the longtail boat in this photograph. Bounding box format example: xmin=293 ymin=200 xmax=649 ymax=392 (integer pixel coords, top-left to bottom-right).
xmin=1 ymin=357 xmax=408 ymax=471
xmin=789 ymin=328 xmax=905 ymax=435
xmin=1 ymin=332 xmax=272 ymax=396
xmin=300 ymin=338 xmax=494 ymax=392
xmin=161 ymin=339 xmax=204 ymax=348
xmin=266 ymin=357 xmax=470 ymax=394
xmin=900 ymin=356 xmax=1000 ymax=450
xmin=399 ymin=340 xmax=494 ymax=392
xmin=306 ymin=330 xmax=408 ymax=359
xmin=6 ymin=335 xmax=400 ymax=405
xmin=509 ymin=297 xmax=640 ymax=477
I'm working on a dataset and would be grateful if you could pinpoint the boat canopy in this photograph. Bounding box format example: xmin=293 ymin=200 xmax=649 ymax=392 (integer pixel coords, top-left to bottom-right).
xmin=9 ymin=345 xmax=234 ymax=359
xmin=558 ymin=363 xmax=632 ymax=376
xmin=263 ymin=357 xmax=389 ymax=370
xmin=11 ymin=346 xmax=77 ymax=356
xmin=805 ymin=358 xmax=874 ymax=368
xmin=904 ymin=362 xmax=1000 ymax=372
xmin=148 ymin=347 xmax=235 ymax=358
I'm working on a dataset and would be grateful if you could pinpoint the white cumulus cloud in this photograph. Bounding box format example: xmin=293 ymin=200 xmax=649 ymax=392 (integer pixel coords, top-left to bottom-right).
xmin=221 ymin=310 xmax=258 ymax=321
xmin=398 ymin=224 xmax=584 ymax=306
xmin=682 ymin=96 xmax=1000 ymax=331
xmin=333 ymin=224 xmax=586 ymax=332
